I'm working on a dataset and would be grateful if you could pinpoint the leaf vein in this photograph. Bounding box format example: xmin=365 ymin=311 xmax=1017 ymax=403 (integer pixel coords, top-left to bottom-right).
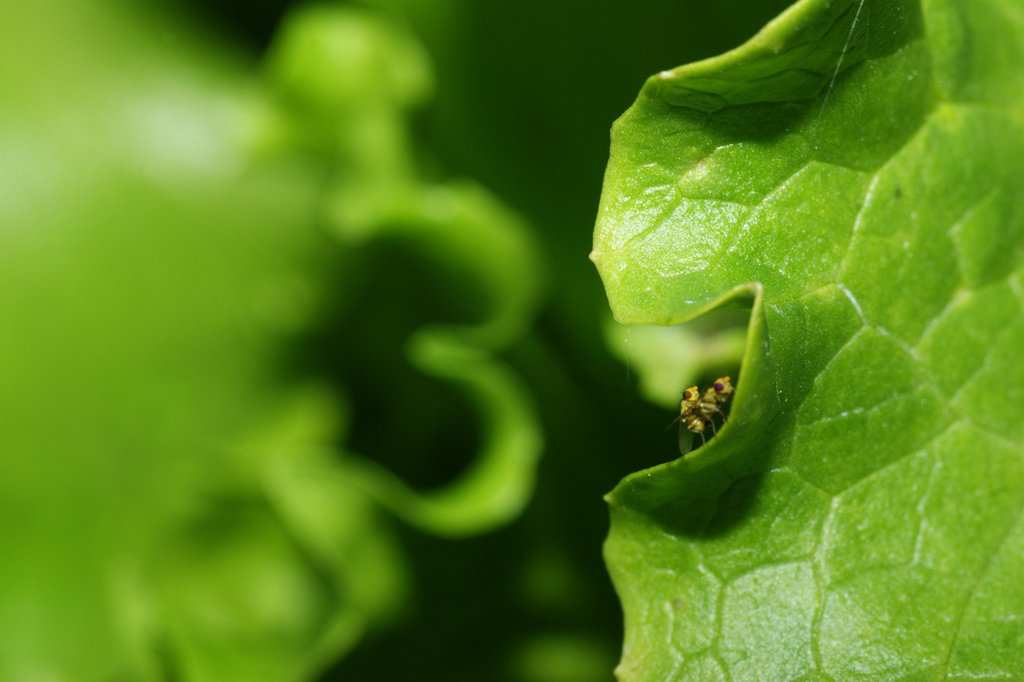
xmin=940 ymin=498 xmax=1024 ymax=678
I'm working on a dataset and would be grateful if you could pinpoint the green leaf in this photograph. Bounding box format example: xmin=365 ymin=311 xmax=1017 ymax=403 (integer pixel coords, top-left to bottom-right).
xmin=264 ymin=5 xmax=545 ymax=537
xmin=1 ymin=0 xmax=547 ymax=676
xmin=593 ymin=0 xmax=1024 ymax=678
xmin=0 ymin=1 xmax=539 ymax=679
xmin=0 ymin=1 xmax=418 ymax=677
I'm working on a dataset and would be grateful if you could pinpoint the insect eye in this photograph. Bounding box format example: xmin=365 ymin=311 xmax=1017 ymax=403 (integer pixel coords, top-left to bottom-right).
xmin=714 ymin=382 xmax=725 ymax=391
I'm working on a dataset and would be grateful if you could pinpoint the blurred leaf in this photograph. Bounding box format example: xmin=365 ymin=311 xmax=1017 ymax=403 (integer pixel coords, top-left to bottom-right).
xmin=0 ymin=2 xmax=359 ymax=679
xmin=1 ymin=0 xmax=549 ymax=678
xmin=602 ymin=314 xmax=747 ymax=409
xmin=264 ymin=5 xmax=544 ymax=538
xmin=593 ymin=0 xmax=1024 ymax=678
xmin=0 ymin=0 xmax=542 ymax=679
xmin=513 ymin=633 xmax=617 ymax=682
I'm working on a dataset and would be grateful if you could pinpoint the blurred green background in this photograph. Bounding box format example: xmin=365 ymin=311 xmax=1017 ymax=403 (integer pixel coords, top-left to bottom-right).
xmin=0 ymin=1 xmax=788 ymax=680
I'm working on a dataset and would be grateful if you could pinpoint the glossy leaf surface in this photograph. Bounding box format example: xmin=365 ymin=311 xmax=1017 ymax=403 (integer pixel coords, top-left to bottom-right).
xmin=593 ymin=0 xmax=1024 ymax=678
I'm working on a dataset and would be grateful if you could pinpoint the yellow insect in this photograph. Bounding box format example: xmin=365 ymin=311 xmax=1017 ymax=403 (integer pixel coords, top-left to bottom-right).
xmin=679 ymin=385 xmax=707 ymax=434
xmin=675 ymin=376 xmax=734 ymax=452
xmin=702 ymin=376 xmax=734 ymax=416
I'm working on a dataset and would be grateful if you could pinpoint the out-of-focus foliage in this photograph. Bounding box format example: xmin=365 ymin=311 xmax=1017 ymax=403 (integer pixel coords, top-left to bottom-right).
xmin=0 ymin=0 xmax=793 ymax=680
xmin=1 ymin=2 xmax=359 ymax=678
xmin=594 ymin=0 xmax=1024 ymax=678
xmin=2 ymin=0 xmax=543 ymax=678
xmin=264 ymin=4 xmax=546 ymax=538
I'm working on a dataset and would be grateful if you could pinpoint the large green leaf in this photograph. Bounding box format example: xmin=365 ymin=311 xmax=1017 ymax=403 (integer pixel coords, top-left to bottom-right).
xmin=592 ymin=0 xmax=1024 ymax=678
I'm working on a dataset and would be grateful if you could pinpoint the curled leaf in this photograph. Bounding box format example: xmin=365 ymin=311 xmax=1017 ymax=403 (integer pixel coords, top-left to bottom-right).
xmin=594 ymin=0 xmax=1024 ymax=678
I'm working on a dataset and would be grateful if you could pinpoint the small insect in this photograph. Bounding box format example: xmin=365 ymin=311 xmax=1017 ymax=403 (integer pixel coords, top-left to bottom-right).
xmin=702 ymin=376 xmax=734 ymax=414
xmin=674 ymin=376 xmax=734 ymax=452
